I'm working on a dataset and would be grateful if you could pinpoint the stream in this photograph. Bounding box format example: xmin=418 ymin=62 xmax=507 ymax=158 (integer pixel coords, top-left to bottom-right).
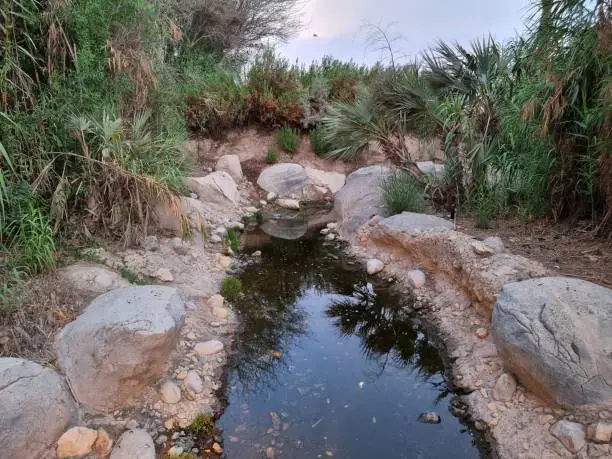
xmin=217 ymin=234 xmax=487 ymax=458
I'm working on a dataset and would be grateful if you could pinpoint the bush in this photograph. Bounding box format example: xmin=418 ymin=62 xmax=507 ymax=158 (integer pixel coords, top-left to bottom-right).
xmin=266 ymin=147 xmax=279 ymax=164
xmin=278 ymin=124 xmax=300 ymax=153
xmin=381 ymin=170 xmax=425 ymax=215
xmin=220 ymin=277 xmax=243 ymax=300
xmin=309 ymin=126 xmax=332 ymax=156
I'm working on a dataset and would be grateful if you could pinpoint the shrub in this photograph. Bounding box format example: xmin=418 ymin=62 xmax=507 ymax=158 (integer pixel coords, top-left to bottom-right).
xmin=278 ymin=124 xmax=300 ymax=153
xmin=266 ymin=147 xmax=279 ymax=164
xmin=309 ymin=126 xmax=332 ymax=156
xmin=186 ymin=412 xmax=215 ymax=436
xmin=381 ymin=170 xmax=425 ymax=215
xmin=225 ymin=228 xmax=240 ymax=253
xmin=220 ymin=277 xmax=243 ymax=300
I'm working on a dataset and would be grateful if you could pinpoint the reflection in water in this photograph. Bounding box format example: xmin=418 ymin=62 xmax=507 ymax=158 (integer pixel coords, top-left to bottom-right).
xmin=220 ymin=236 xmax=484 ymax=459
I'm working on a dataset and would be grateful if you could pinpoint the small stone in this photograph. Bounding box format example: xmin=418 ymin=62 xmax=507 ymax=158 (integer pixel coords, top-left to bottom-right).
xmin=487 ymin=403 xmax=497 ymax=412
xmin=160 ymin=381 xmax=181 ymax=404
xmin=216 ymin=255 xmax=231 ymax=269
xmin=164 ymin=419 xmax=176 ymax=430
xmin=184 ymin=371 xmax=203 ymax=395
xmin=214 ymin=226 xmax=227 ymax=237
xmin=366 ymin=259 xmax=384 ymax=275
xmin=266 ymin=192 xmax=278 ymax=201
xmin=154 ymin=268 xmax=174 ymax=282
xmin=324 ymin=233 xmax=336 ymax=241
xmin=194 ymin=340 xmax=224 ymax=356
xmin=210 ymin=235 xmax=223 ymax=244
xmin=93 ymin=429 xmax=113 ymax=456
xmin=327 ymin=222 xmax=338 ymax=230
xmin=252 ymin=251 xmax=262 ymax=257
xmin=320 ymin=228 xmax=331 ymax=235
xmin=260 ymin=200 xmax=268 ymax=206
xmin=155 ymin=435 xmax=168 ymax=446
xmin=57 ymin=427 xmax=98 ymax=458
xmin=212 ymin=442 xmax=223 ymax=454
xmin=471 ymin=241 xmax=495 ymax=256
xmin=587 ymin=422 xmax=612 ymax=444
xmin=492 ymin=373 xmax=517 ymax=402
xmin=125 ymin=419 xmax=139 ymax=430
xmin=266 ymin=446 xmax=276 ymax=458
xmin=550 ymin=420 xmax=586 ymax=453
xmin=406 ymin=269 xmax=426 ymax=288
xmin=483 ymin=236 xmax=505 ymax=253
xmin=417 ymin=412 xmax=441 ymax=424
xmin=171 ymin=237 xmax=190 ymax=255
xmin=245 ymin=206 xmax=259 ymax=214
xmin=277 ymin=199 xmax=300 ymax=210
xmin=475 ymin=327 xmax=489 ymax=339
xmin=168 ymin=445 xmax=184 ymax=456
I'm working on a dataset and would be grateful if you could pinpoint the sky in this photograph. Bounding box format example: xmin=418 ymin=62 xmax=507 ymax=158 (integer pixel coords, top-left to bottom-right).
xmin=278 ymin=0 xmax=533 ymax=65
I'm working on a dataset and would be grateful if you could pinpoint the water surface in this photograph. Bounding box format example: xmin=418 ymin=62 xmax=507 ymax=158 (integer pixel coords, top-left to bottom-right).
xmin=219 ymin=237 xmax=484 ymax=458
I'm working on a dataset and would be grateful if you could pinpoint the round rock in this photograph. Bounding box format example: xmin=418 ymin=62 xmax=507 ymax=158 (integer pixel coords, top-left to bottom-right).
xmin=56 ymin=427 xmax=98 ymax=458
xmin=160 ymin=380 xmax=181 ymax=404
xmin=366 ymin=259 xmax=384 ymax=275
xmin=194 ymin=340 xmax=224 ymax=357
xmin=110 ymin=429 xmax=155 ymax=459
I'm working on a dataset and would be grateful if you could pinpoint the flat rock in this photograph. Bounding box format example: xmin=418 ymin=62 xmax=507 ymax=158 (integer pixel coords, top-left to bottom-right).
xmin=57 ymin=427 xmax=98 ymax=458
xmin=194 ymin=340 xmax=224 ymax=356
xmin=257 ymin=164 xmax=308 ymax=197
xmin=185 ymin=172 xmax=239 ymax=206
xmin=305 ymin=167 xmax=346 ymax=194
xmin=550 ymin=420 xmax=586 ymax=453
xmin=334 ymin=165 xmax=389 ymax=237
xmin=110 ymin=429 xmax=155 ymax=459
xmin=56 ymin=286 xmax=185 ymax=411
xmin=58 ymin=262 xmax=130 ymax=295
xmin=492 ymin=277 xmax=612 ymax=407
xmin=379 ymin=212 xmax=454 ymax=234
xmin=367 ymin=259 xmax=384 ymax=275
xmin=0 ymin=357 xmax=77 ymax=459
xmin=215 ymin=154 xmax=243 ymax=182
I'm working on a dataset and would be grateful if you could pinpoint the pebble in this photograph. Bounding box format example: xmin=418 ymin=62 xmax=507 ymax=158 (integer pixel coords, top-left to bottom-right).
xmin=320 ymin=228 xmax=331 ymax=235
xmin=366 ymin=259 xmax=384 ymax=275
xmin=266 ymin=447 xmax=276 ymax=458
xmin=492 ymin=373 xmax=517 ymax=402
xmin=160 ymin=380 xmax=181 ymax=404
xmin=195 ymin=340 xmax=224 ymax=357
xmin=155 ymin=435 xmax=168 ymax=446
xmin=417 ymin=412 xmax=441 ymax=424
xmin=245 ymin=206 xmax=259 ymax=213
xmin=252 ymin=251 xmax=262 ymax=257
xmin=406 ymin=269 xmax=426 ymax=288
xmin=475 ymin=327 xmax=489 ymax=339
xmin=266 ymin=192 xmax=277 ymax=201
xmin=212 ymin=442 xmax=223 ymax=454
xmin=168 ymin=446 xmax=184 ymax=456
xmin=324 ymin=233 xmax=336 ymax=241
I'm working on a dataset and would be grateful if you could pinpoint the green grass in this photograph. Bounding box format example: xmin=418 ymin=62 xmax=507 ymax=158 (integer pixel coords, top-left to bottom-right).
xmin=266 ymin=147 xmax=279 ymax=164
xmin=220 ymin=277 xmax=243 ymax=300
xmin=186 ymin=413 xmax=215 ymax=436
xmin=278 ymin=124 xmax=300 ymax=153
xmin=224 ymin=228 xmax=240 ymax=253
xmin=309 ymin=126 xmax=332 ymax=156
xmin=119 ymin=265 xmax=148 ymax=285
xmin=381 ymin=170 xmax=425 ymax=215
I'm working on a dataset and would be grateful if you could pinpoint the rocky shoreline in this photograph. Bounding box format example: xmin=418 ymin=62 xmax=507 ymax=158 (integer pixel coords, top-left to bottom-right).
xmin=1 ymin=158 xmax=610 ymax=458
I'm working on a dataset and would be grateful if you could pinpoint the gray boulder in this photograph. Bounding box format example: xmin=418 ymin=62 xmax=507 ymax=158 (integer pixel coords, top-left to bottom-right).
xmin=416 ymin=161 xmax=445 ymax=180
xmin=110 ymin=429 xmax=155 ymax=459
xmin=334 ymin=165 xmax=389 ymax=237
xmin=56 ymin=286 xmax=185 ymax=411
xmin=58 ymin=262 xmax=130 ymax=295
xmin=378 ymin=212 xmax=454 ymax=233
xmin=185 ymin=171 xmax=239 ymax=206
xmin=0 ymin=358 xmax=77 ymax=459
xmin=257 ymin=163 xmax=308 ymax=197
xmin=215 ymin=154 xmax=243 ymax=182
xmin=492 ymin=277 xmax=612 ymax=407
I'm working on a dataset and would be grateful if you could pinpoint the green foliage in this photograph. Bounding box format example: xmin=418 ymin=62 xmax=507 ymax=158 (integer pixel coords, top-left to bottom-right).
xmin=278 ymin=124 xmax=300 ymax=153
xmin=0 ymin=269 xmax=25 ymax=316
xmin=309 ymin=126 xmax=332 ymax=156
xmin=186 ymin=413 xmax=215 ymax=436
xmin=266 ymin=147 xmax=279 ymax=164
xmin=220 ymin=277 xmax=243 ymax=300
xmin=381 ymin=171 xmax=425 ymax=215
xmin=225 ymin=228 xmax=240 ymax=253
xmin=119 ymin=265 xmax=147 ymax=285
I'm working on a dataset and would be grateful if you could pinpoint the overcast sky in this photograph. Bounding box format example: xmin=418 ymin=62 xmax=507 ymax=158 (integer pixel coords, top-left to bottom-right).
xmin=278 ymin=0 xmax=533 ymax=65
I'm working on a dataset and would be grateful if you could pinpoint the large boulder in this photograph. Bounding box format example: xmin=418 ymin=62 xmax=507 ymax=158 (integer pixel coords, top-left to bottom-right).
xmin=56 ymin=286 xmax=186 ymax=411
xmin=492 ymin=277 xmax=612 ymax=407
xmin=0 ymin=358 xmax=77 ymax=459
xmin=379 ymin=212 xmax=454 ymax=233
xmin=334 ymin=165 xmax=389 ymax=237
xmin=416 ymin=161 xmax=445 ymax=180
xmin=305 ymin=167 xmax=346 ymax=194
xmin=215 ymin=154 xmax=243 ymax=182
xmin=58 ymin=262 xmax=130 ymax=295
xmin=185 ymin=171 xmax=239 ymax=206
xmin=257 ymin=163 xmax=308 ymax=197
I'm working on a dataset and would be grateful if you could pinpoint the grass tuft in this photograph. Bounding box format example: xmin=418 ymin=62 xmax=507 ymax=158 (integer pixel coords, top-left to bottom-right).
xmin=220 ymin=277 xmax=243 ymax=300
xmin=278 ymin=124 xmax=300 ymax=153
xmin=266 ymin=147 xmax=279 ymax=164
xmin=381 ymin=170 xmax=425 ymax=215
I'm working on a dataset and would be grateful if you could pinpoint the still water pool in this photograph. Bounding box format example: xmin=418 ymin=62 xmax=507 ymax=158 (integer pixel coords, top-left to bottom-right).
xmin=218 ymin=236 xmax=486 ymax=458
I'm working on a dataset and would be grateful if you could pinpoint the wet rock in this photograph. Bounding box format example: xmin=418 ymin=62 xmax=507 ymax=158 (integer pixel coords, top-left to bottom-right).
xmin=93 ymin=429 xmax=114 ymax=457
xmin=56 ymin=286 xmax=185 ymax=410
xmin=184 ymin=371 xmax=203 ymax=395
xmin=492 ymin=277 xmax=612 ymax=407
xmin=160 ymin=380 xmax=181 ymax=404
xmin=215 ymin=154 xmax=243 ymax=182
xmin=277 ymin=199 xmax=300 ymax=210
xmin=417 ymin=412 xmax=441 ymax=424
xmin=195 ymin=340 xmax=224 ymax=356
xmin=550 ymin=420 xmax=586 ymax=453
xmin=58 ymin=262 xmax=131 ymax=294
xmin=587 ymin=422 xmax=612 ymax=444
xmin=492 ymin=373 xmax=517 ymax=402
xmin=334 ymin=165 xmax=389 ymax=237
xmin=0 ymin=357 xmax=77 ymax=459
xmin=366 ymin=259 xmax=384 ymax=275
xmin=258 ymin=164 xmax=308 ymax=197
xmin=171 ymin=237 xmax=190 ymax=256
xmin=471 ymin=241 xmax=495 ymax=256
xmin=406 ymin=269 xmax=426 ymax=288
xmin=56 ymin=427 xmax=98 ymax=458
xmin=185 ymin=172 xmax=239 ymax=206
xmin=110 ymin=429 xmax=155 ymax=459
